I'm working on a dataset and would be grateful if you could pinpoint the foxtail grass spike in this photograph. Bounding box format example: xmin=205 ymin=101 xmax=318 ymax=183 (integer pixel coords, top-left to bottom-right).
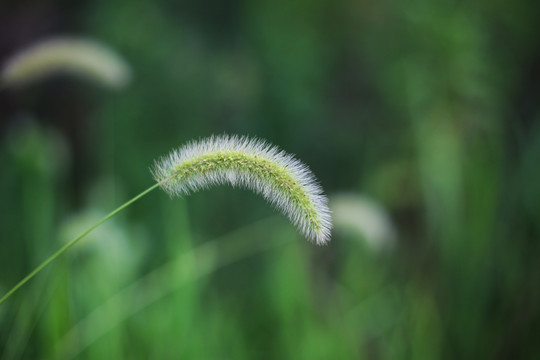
xmin=152 ymin=135 xmax=332 ymax=244
xmin=0 ymin=134 xmax=331 ymax=305
xmin=1 ymin=37 xmax=131 ymax=89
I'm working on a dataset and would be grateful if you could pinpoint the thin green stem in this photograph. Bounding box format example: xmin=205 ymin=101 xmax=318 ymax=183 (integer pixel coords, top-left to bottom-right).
xmin=0 ymin=182 xmax=161 ymax=305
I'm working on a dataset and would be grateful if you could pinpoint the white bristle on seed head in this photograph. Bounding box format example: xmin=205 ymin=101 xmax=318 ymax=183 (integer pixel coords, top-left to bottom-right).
xmin=152 ymin=135 xmax=332 ymax=245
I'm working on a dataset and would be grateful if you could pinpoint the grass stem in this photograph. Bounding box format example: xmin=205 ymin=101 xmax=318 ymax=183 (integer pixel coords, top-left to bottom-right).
xmin=0 ymin=182 xmax=161 ymax=305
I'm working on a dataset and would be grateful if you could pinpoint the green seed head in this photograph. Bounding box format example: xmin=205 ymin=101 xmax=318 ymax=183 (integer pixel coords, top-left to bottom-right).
xmin=152 ymin=135 xmax=332 ymax=244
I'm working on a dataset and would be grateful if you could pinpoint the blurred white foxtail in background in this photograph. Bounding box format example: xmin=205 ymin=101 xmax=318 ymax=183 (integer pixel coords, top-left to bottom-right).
xmin=1 ymin=37 xmax=131 ymax=89
xmin=330 ymin=193 xmax=397 ymax=252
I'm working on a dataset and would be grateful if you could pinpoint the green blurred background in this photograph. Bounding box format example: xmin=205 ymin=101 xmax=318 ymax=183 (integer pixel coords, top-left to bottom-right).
xmin=1 ymin=0 xmax=540 ymax=358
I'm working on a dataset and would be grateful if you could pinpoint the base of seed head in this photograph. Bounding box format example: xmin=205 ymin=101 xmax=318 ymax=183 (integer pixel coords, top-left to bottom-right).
xmin=152 ymin=135 xmax=332 ymax=245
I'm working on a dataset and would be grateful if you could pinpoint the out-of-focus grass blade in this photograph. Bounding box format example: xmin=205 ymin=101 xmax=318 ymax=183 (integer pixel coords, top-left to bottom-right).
xmin=55 ymin=216 xmax=289 ymax=359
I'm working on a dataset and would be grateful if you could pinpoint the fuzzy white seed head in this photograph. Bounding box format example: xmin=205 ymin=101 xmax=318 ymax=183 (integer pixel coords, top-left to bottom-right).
xmin=330 ymin=193 xmax=396 ymax=252
xmin=1 ymin=37 xmax=131 ymax=89
xmin=152 ymin=135 xmax=332 ymax=245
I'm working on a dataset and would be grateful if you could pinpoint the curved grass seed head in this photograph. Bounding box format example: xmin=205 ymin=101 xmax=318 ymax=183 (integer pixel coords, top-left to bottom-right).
xmin=152 ymin=135 xmax=332 ymax=245
xmin=1 ymin=37 xmax=131 ymax=89
xmin=0 ymin=134 xmax=332 ymax=305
